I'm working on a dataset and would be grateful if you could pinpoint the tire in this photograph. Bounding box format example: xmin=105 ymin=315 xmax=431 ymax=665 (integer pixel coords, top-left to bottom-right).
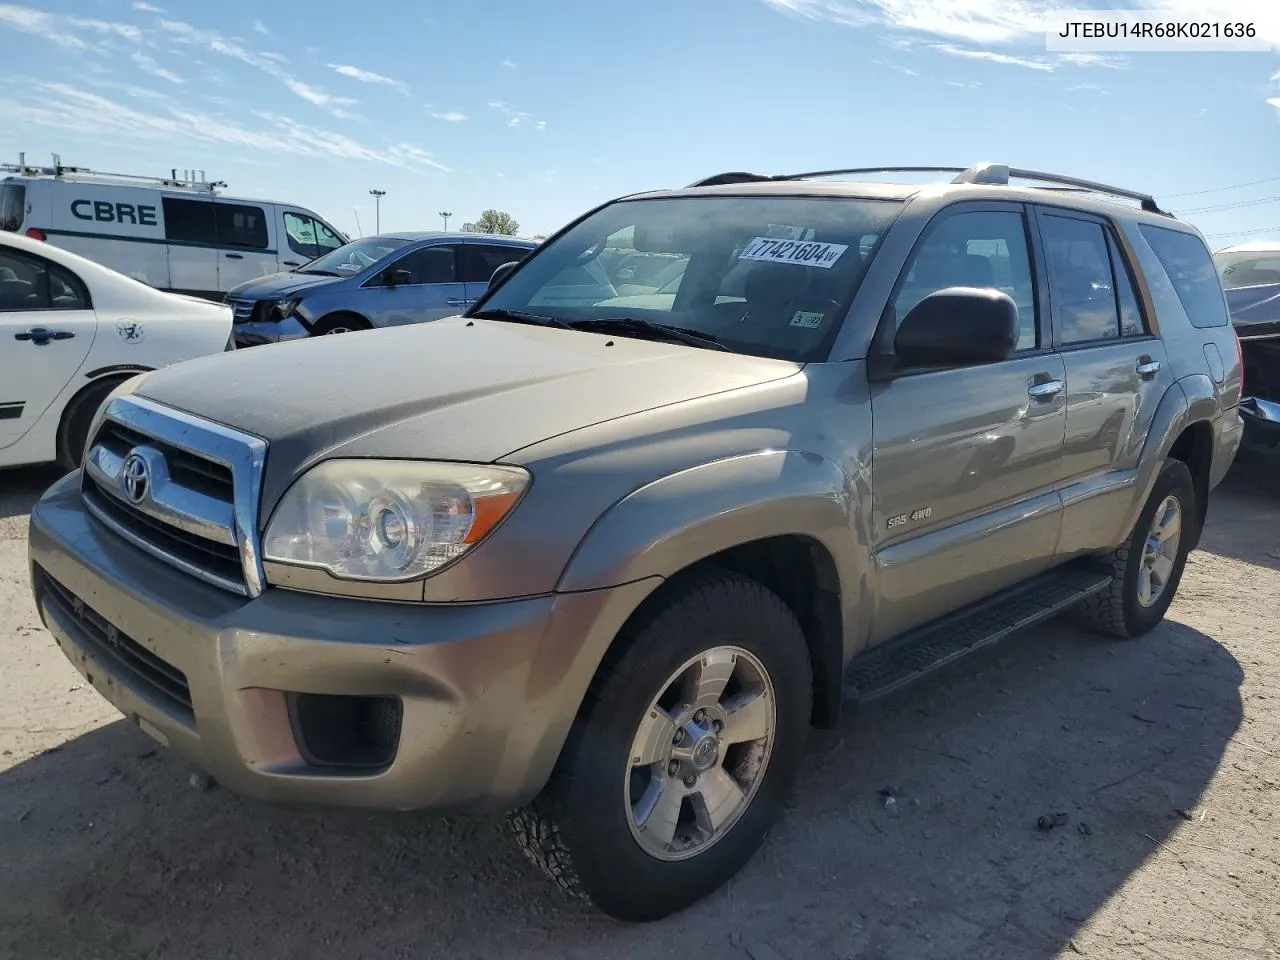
xmin=310 ymin=313 xmax=369 ymax=336
xmin=1071 ymin=457 xmax=1196 ymax=639
xmin=56 ymin=376 xmax=128 ymax=473
xmin=507 ymin=569 xmax=813 ymax=922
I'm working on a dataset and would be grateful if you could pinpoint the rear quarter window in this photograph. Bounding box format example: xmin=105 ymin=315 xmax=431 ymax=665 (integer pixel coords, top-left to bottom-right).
xmin=1137 ymin=224 xmax=1228 ymax=329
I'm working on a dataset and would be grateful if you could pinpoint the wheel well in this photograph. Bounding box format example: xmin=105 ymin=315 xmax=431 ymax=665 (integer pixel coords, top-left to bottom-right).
xmin=1167 ymin=421 xmax=1213 ymax=550
xmin=56 ymin=373 xmax=135 ymax=466
xmin=313 ymin=310 xmax=370 ymax=330
xmin=629 ymin=536 xmax=845 ymax=730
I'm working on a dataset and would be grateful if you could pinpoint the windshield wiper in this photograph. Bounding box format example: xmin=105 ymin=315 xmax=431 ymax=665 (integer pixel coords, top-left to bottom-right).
xmin=569 ymin=317 xmax=729 ymax=351
xmin=469 ymin=308 xmax=574 ymax=329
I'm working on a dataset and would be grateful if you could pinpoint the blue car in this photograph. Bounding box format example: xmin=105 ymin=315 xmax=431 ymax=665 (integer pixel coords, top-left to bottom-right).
xmin=226 ymin=231 xmax=538 ymax=346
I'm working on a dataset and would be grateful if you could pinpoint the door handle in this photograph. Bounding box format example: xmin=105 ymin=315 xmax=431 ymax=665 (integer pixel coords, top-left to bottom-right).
xmin=225 ymin=253 xmax=244 ymax=260
xmin=15 ymin=328 xmax=75 ymax=346
xmin=282 ymin=260 xmax=300 ymax=267
xmin=1136 ymin=357 xmax=1161 ymax=379
xmin=1027 ymin=379 xmax=1065 ymax=400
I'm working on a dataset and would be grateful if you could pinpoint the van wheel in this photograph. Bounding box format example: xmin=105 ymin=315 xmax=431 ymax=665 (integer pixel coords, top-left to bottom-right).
xmin=56 ymin=376 xmax=130 ymax=473
xmin=310 ymin=313 xmax=369 ymax=336
xmin=1071 ymin=457 xmax=1195 ymax=639
xmin=506 ymin=570 xmax=812 ymax=921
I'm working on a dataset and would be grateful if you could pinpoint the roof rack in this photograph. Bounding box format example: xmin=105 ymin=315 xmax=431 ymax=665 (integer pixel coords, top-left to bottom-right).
xmin=2 ymin=152 xmax=226 ymax=193
xmin=686 ymin=162 xmax=1173 ymax=218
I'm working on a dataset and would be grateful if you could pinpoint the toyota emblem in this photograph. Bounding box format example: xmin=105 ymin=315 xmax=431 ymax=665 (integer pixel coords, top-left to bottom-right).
xmin=120 ymin=452 xmax=150 ymax=504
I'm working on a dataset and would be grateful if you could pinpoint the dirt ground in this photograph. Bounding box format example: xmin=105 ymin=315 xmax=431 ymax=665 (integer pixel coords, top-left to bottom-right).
xmin=2 ymin=457 xmax=1279 ymax=960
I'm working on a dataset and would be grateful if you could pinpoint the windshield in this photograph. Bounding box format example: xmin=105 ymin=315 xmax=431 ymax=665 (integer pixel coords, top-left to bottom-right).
xmin=299 ymin=236 xmax=408 ymax=276
xmin=479 ymin=195 xmax=902 ymax=361
xmin=0 ymin=182 xmax=25 ymax=233
xmin=1215 ymin=250 xmax=1280 ymax=290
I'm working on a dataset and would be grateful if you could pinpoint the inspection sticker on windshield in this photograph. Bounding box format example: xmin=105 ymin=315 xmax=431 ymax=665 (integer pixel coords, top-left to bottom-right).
xmin=738 ymin=237 xmax=848 ymax=269
xmin=790 ymin=311 xmax=825 ymax=328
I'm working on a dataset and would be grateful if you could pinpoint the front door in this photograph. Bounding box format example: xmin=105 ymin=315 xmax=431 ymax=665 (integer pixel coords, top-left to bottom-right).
xmin=1033 ymin=207 xmax=1175 ymax=553
xmin=868 ymin=203 xmax=1067 ymax=642
xmin=279 ymin=209 xmax=345 ymax=271
xmin=0 ymin=246 xmax=97 ymax=448
xmin=461 ymin=242 xmax=530 ymax=306
xmin=360 ymin=244 xmax=467 ymax=327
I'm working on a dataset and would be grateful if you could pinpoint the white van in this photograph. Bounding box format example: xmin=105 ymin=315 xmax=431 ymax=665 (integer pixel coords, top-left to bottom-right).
xmin=1 ymin=157 xmax=349 ymax=301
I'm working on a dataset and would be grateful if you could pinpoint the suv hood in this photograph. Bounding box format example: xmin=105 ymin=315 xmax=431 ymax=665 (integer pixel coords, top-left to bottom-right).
xmin=226 ymin=272 xmax=342 ymax=300
xmin=134 ymin=317 xmax=801 ymax=509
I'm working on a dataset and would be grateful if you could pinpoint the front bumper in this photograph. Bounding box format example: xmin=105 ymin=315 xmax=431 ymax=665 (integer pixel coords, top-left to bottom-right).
xmin=28 ymin=471 xmax=659 ymax=812
xmin=232 ymin=315 xmax=310 ymax=348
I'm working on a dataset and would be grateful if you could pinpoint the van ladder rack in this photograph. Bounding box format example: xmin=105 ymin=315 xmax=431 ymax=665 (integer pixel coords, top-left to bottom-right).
xmin=2 ymin=155 xmax=226 ymax=193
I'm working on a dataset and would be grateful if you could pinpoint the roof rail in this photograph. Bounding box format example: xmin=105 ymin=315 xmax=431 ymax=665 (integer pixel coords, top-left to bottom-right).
xmin=952 ymin=162 xmax=1173 ymax=217
xmin=686 ymin=162 xmax=1174 ymax=217
xmin=2 ymin=156 xmax=226 ymax=194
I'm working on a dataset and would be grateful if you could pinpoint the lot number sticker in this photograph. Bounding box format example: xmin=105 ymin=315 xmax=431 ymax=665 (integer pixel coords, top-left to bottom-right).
xmin=738 ymin=237 xmax=848 ymax=269
xmin=790 ymin=311 xmax=825 ymax=328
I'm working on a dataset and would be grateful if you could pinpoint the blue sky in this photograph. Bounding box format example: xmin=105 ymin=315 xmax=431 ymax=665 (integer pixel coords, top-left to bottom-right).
xmin=1 ymin=0 xmax=1278 ymax=247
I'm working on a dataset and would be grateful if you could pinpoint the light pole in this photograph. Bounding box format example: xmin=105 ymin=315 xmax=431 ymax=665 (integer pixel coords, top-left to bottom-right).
xmin=369 ymin=189 xmax=386 ymax=233
xmin=439 ymin=211 xmax=451 ymax=231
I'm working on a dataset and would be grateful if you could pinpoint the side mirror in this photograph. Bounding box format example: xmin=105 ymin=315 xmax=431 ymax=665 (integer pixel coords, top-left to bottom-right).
xmin=894 ymin=287 xmax=1019 ymax=368
xmin=386 ymin=268 xmax=413 ymax=287
xmin=488 ymin=260 xmax=520 ymax=288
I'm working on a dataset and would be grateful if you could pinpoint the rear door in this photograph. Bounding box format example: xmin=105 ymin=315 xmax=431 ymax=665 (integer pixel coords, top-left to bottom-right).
xmin=1032 ymin=206 xmax=1172 ymax=553
xmin=361 ymin=243 xmax=466 ymax=326
xmin=214 ymin=201 xmax=277 ymax=291
xmin=461 ymin=241 xmax=530 ymax=306
xmin=0 ymin=245 xmax=97 ymax=448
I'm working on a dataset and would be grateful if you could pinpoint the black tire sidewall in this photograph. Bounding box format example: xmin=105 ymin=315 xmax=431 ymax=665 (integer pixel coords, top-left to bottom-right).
xmin=310 ymin=313 xmax=368 ymax=336
xmin=553 ymin=573 xmax=812 ymax=921
xmin=1120 ymin=458 xmax=1195 ymax=635
xmin=57 ymin=378 xmax=121 ymax=472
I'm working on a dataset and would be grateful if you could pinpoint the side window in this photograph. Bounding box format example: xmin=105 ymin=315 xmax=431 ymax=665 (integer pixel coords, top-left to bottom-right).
xmin=1107 ymin=232 xmax=1146 ymax=337
xmin=461 ymin=244 xmax=527 ymax=284
xmin=890 ymin=209 xmax=1038 ymax=352
xmin=162 ymin=197 xmax=217 ymax=245
xmin=315 ymin=220 xmax=344 ymax=253
xmin=0 ymin=251 xmax=88 ymax=311
xmin=214 ymin=203 xmax=269 ymax=250
xmin=1138 ymin=224 xmax=1228 ymax=328
xmin=1042 ymin=215 xmax=1120 ymax=345
xmin=0 ymin=249 xmax=49 ymax=310
xmin=283 ymin=212 xmax=320 ymax=260
xmin=389 ymin=245 xmax=456 ymax=285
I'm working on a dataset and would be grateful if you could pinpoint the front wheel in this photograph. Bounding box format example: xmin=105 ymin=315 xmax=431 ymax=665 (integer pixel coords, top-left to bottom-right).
xmin=1071 ymin=457 xmax=1196 ymax=638
xmin=507 ymin=570 xmax=812 ymax=921
xmin=309 ymin=313 xmax=369 ymax=336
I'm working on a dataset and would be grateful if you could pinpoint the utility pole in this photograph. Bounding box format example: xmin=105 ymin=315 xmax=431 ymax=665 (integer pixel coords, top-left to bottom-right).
xmin=369 ymin=189 xmax=386 ymax=233
xmin=439 ymin=210 xmax=451 ymax=231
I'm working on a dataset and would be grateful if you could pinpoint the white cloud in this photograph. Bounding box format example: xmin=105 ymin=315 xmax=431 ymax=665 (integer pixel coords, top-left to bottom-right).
xmin=0 ymin=78 xmax=450 ymax=173
xmin=252 ymin=19 xmax=270 ymax=35
xmin=327 ymin=63 xmax=409 ymax=94
xmin=929 ymin=42 xmax=1054 ymax=70
xmin=68 ymin=16 xmax=144 ymax=41
xmin=133 ymin=1 xmax=164 ymax=10
xmin=536 ymin=120 xmax=547 ymax=130
xmin=285 ymin=78 xmax=355 ymax=108
xmin=430 ymin=111 xmax=467 ymax=122
xmin=488 ymin=99 xmax=543 ymax=130
xmin=501 ymin=58 xmax=516 ymax=69
xmin=0 ymin=4 xmax=89 ymax=48
xmin=131 ymin=51 xmax=184 ymax=84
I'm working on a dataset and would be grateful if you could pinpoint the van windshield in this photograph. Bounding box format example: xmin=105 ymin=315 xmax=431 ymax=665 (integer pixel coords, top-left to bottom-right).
xmin=0 ymin=183 xmax=25 ymax=233
xmin=477 ymin=194 xmax=902 ymax=362
xmin=1215 ymin=249 xmax=1280 ymax=290
xmin=298 ymin=236 xmax=408 ymax=276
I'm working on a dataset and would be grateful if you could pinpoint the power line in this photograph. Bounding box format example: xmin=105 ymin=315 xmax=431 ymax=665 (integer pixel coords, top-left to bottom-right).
xmin=1176 ymin=195 xmax=1280 ymax=215
xmin=1163 ymin=176 xmax=1280 ymax=199
xmin=1205 ymin=225 xmax=1280 ymax=239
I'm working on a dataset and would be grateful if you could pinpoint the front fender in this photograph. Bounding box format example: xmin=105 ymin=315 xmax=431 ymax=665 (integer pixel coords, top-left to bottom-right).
xmin=557 ymin=448 xmax=868 ymax=627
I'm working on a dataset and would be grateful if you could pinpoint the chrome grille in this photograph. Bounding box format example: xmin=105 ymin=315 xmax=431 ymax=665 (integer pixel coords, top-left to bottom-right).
xmin=81 ymin=394 xmax=267 ymax=597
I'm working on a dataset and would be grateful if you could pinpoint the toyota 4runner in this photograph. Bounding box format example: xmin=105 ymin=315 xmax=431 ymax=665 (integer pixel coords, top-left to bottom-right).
xmin=27 ymin=162 xmax=1244 ymax=922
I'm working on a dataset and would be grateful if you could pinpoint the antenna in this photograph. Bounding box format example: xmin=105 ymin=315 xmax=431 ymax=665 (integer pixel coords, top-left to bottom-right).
xmin=353 ymin=206 xmax=364 ymax=238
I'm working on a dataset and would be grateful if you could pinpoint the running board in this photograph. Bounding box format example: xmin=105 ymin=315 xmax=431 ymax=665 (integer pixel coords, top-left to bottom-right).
xmin=845 ymin=562 xmax=1114 ymax=703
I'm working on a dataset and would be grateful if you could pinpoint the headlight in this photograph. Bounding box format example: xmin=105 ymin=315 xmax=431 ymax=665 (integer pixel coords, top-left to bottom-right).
xmin=273 ymin=297 xmax=302 ymax=319
xmin=262 ymin=460 xmax=530 ymax=582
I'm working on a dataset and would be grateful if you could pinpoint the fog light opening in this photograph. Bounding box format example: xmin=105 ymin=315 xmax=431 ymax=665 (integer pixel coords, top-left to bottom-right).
xmin=288 ymin=693 xmax=403 ymax=771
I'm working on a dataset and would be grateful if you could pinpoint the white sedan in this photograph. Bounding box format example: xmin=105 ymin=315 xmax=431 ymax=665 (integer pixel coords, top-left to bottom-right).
xmin=0 ymin=231 xmax=233 ymax=471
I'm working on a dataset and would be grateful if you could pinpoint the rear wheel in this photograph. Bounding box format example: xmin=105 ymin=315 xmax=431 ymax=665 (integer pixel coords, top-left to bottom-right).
xmin=1071 ymin=457 xmax=1195 ymax=638
xmin=507 ymin=570 xmax=812 ymax=921
xmin=310 ymin=313 xmax=370 ymax=336
xmin=56 ymin=376 xmax=130 ymax=473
